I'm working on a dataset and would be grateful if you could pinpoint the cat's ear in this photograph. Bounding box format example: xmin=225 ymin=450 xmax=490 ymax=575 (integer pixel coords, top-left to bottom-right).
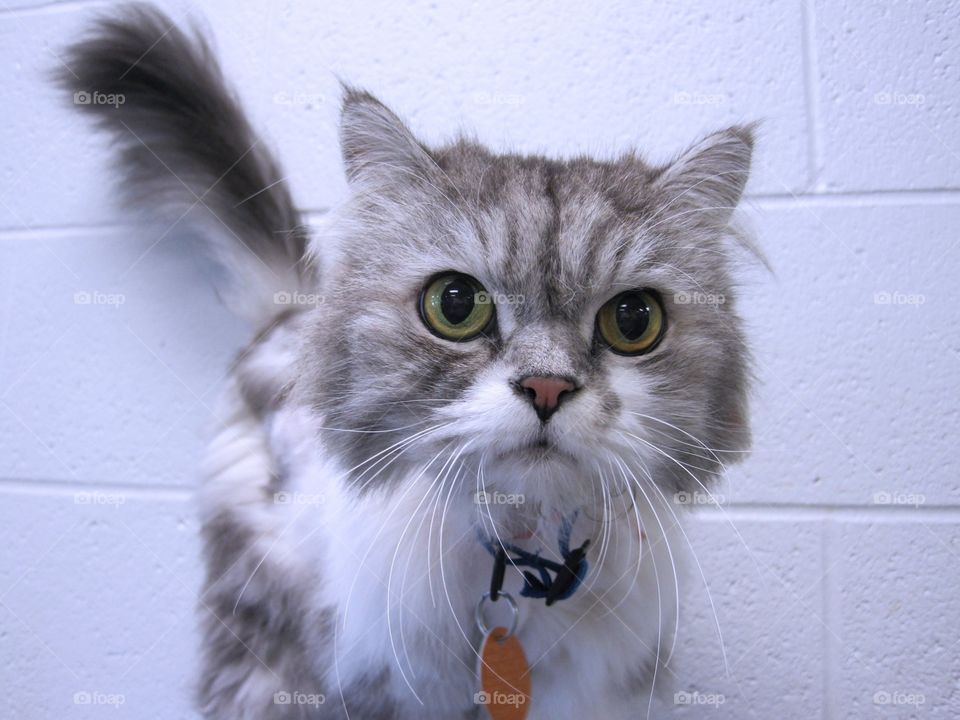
xmin=652 ymin=124 xmax=755 ymax=231
xmin=339 ymin=87 xmax=435 ymax=187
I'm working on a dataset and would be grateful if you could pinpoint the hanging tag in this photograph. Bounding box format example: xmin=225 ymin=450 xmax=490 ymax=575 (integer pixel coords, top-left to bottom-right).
xmin=476 ymin=627 xmax=531 ymax=720
xmin=475 ymin=593 xmax=531 ymax=719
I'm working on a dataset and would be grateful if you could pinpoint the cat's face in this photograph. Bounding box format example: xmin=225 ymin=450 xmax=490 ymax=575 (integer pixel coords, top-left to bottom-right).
xmin=303 ymin=90 xmax=754 ymax=512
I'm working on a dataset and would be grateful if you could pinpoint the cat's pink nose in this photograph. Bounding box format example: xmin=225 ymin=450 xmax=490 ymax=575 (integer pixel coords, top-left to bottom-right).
xmin=517 ymin=375 xmax=577 ymax=422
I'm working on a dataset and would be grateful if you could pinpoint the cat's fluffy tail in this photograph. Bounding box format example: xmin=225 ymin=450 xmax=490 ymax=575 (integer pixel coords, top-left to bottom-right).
xmin=58 ymin=4 xmax=312 ymax=326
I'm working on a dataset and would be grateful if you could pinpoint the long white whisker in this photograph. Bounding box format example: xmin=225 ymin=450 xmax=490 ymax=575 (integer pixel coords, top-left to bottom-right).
xmin=608 ymin=452 xmax=677 ymax=720
xmin=426 ymin=446 xmax=470 ymax=608
xmin=341 ymin=431 xmax=452 ymax=626
xmin=592 ymin=455 xmax=645 ymax=618
xmin=384 ymin=442 xmax=465 ymax=698
xmin=615 ymin=436 xmax=724 ymax=673
xmin=621 ymin=428 xmax=768 ymax=581
xmin=629 ymin=413 xmax=731 ymax=470
xmin=395 ymin=446 xmax=473 ymax=681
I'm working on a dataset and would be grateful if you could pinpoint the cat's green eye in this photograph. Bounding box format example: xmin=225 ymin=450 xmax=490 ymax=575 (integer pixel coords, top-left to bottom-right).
xmin=419 ymin=272 xmax=494 ymax=341
xmin=596 ymin=289 xmax=665 ymax=356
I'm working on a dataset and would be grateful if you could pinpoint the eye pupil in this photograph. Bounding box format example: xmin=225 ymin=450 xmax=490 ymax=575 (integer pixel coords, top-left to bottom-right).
xmin=615 ymin=293 xmax=650 ymax=340
xmin=440 ymin=278 xmax=475 ymax=325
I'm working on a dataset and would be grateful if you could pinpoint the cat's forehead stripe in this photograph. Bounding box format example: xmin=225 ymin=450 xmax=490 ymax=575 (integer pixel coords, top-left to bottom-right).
xmin=461 ymin=155 xmax=657 ymax=321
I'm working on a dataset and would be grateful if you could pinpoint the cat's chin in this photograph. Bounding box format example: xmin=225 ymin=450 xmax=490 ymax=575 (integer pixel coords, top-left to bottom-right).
xmin=478 ymin=442 xmax=597 ymax=509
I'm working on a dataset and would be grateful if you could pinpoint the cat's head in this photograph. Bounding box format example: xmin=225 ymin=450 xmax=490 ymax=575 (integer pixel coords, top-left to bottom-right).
xmin=303 ymin=89 xmax=755 ymax=513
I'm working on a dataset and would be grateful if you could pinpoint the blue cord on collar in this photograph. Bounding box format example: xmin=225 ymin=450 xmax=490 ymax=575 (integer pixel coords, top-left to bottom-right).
xmin=479 ymin=512 xmax=590 ymax=606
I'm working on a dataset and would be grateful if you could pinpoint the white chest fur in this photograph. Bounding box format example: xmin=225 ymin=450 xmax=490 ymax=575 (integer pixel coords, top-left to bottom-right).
xmin=277 ymin=413 xmax=684 ymax=718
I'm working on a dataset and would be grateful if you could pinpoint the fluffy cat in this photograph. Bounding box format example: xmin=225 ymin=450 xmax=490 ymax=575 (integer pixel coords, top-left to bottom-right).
xmin=61 ymin=5 xmax=756 ymax=718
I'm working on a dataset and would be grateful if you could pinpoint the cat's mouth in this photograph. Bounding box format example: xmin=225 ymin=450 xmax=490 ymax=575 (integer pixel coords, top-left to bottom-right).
xmin=497 ymin=437 xmax=578 ymax=465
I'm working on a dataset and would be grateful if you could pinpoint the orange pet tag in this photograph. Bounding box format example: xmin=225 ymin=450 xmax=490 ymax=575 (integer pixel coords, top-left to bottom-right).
xmin=476 ymin=626 xmax=531 ymax=720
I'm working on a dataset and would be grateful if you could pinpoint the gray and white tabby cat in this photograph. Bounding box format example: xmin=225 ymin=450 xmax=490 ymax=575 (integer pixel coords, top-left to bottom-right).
xmin=61 ymin=5 xmax=756 ymax=718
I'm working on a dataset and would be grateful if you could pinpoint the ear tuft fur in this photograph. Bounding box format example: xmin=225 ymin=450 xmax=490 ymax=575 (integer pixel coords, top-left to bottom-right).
xmin=652 ymin=123 xmax=756 ymax=232
xmin=339 ymin=86 xmax=435 ymax=187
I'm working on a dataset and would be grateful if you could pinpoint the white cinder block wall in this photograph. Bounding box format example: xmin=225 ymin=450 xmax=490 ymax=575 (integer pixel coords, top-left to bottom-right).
xmin=2 ymin=1 xmax=958 ymax=717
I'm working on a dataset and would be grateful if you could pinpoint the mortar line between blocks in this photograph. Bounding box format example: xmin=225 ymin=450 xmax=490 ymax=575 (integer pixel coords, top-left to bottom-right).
xmin=0 ymin=0 xmax=110 ymax=20
xmin=0 ymin=210 xmax=333 ymax=241
xmin=693 ymin=502 xmax=960 ymax=522
xmin=801 ymin=0 xmax=825 ymax=190
xmin=750 ymin=188 xmax=960 ymax=209
xmin=0 ymin=476 xmax=194 ymax=502
xmin=821 ymin=517 xmax=838 ymax=719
